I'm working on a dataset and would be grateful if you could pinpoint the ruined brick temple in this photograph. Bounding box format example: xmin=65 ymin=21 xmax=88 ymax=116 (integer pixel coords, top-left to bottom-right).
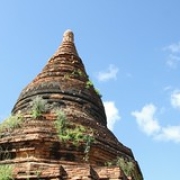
xmin=0 ymin=30 xmax=143 ymax=180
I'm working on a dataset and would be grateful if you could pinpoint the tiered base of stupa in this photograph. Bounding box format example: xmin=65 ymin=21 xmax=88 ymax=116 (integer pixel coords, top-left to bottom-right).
xmin=11 ymin=161 xmax=127 ymax=180
xmin=0 ymin=115 xmax=140 ymax=180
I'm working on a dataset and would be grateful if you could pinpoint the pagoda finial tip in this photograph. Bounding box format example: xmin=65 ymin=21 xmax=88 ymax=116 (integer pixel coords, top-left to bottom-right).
xmin=63 ymin=29 xmax=74 ymax=43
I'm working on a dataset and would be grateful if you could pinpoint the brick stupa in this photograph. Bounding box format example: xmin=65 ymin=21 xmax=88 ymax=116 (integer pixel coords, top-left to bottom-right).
xmin=0 ymin=30 xmax=143 ymax=180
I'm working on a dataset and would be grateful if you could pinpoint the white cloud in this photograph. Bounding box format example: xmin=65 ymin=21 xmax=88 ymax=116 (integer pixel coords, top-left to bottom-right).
xmin=171 ymin=90 xmax=180 ymax=109
xmin=164 ymin=42 xmax=180 ymax=53
xmin=131 ymin=104 xmax=161 ymax=136
xmin=103 ymin=101 xmax=121 ymax=131
xmin=132 ymin=103 xmax=180 ymax=143
xmin=103 ymin=99 xmax=180 ymax=143
xmin=166 ymin=54 xmax=180 ymax=69
xmin=97 ymin=64 xmax=119 ymax=82
xmin=163 ymin=42 xmax=180 ymax=69
xmin=155 ymin=126 xmax=180 ymax=143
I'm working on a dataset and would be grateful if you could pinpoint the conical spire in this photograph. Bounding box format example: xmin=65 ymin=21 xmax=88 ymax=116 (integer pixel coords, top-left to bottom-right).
xmin=12 ymin=29 xmax=107 ymax=126
xmin=53 ymin=29 xmax=79 ymax=56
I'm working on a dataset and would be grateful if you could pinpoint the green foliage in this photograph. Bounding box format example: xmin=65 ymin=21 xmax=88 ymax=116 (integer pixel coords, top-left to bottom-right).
xmin=105 ymin=161 xmax=114 ymax=167
xmin=54 ymin=110 xmax=95 ymax=161
xmin=72 ymin=69 xmax=84 ymax=77
xmin=85 ymin=80 xmax=102 ymax=97
xmin=116 ymin=157 xmax=135 ymax=177
xmin=60 ymin=127 xmax=83 ymax=145
xmin=105 ymin=157 xmax=141 ymax=180
xmin=0 ymin=164 xmax=13 ymax=180
xmin=30 ymin=96 xmax=47 ymax=118
xmin=83 ymin=134 xmax=95 ymax=162
xmin=55 ymin=110 xmax=66 ymax=126
xmin=54 ymin=110 xmax=67 ymax=134
xmin=95 ymin=88 xmax=102 ymax=98
xmin=85 ymin=80 xmax=93 ymax=89
xmin=0 ymin=115 xmax=23 ymax=134
xmin=55 ymin=115 xmax=88 ymax=146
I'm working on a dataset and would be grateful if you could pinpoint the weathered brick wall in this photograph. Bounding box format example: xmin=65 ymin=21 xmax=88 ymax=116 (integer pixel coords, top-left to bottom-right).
xmin=0 ymin=30 xmax=143 ymax=180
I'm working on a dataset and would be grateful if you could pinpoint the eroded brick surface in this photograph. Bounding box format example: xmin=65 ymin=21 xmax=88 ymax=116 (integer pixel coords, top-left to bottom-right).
xmin=0 ymin=30 xmax=143 ymax=180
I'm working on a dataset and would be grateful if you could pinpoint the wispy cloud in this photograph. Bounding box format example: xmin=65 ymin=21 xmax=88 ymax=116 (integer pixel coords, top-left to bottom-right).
xmin=171 ymin=90 xmax=180 ymax=109
xmin=131 ymin=104 xmax=161 ymax=136
xmin=166 ymin=54 xmax=180 ymax=69
xmin=97 ymin=64 xmax=119 ymax=82
xmin=132 ymin=103 xmax=180 ymax=143
xmin=103 ymin=101 xmax=121 ymax=131
xmin=155 ymin=125 xmax=180 ymax=143
xmin=163 ymin=86 xmax=172 ymax=91
xmin=163 ymin=42 xmax=180 ymax=69
xmin=163 ymin=42 xmax=180 ymax=53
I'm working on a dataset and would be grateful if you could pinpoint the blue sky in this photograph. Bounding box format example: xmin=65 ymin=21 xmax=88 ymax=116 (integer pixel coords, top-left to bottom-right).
xmin=0 ymin=1 xmax=180 ymax=180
